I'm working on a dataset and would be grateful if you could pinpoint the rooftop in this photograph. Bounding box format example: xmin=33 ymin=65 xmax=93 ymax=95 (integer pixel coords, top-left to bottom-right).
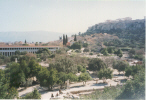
xmin=0 ymin=45 xmax=59 ymax=48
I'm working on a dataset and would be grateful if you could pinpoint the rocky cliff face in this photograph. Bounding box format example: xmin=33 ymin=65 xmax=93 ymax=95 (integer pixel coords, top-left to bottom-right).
xmin=84 ymin=17 xmax=145 ymax=48
xmin=87 ymin=18 xmax=145 ymax=34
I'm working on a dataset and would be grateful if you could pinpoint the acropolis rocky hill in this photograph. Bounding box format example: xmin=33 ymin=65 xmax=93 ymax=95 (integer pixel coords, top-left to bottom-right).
xmin=83 ymin=17 xmax=145 ymax=48
xmin=87 ymin=17 xmax=145 ymax=33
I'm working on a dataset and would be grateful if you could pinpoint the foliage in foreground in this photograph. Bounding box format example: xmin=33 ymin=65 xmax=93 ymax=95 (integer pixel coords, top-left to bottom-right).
xmin=116 ymin=68 xmax=145 ymax=99
xmin=84 ymin=66 xmax=145 ymax=100
xmin=21 ymin=89 xmax=41 ymax=99
xmin=0 ymin=70 xmax=18 ymax=99
xmin=84 ymin=86 xmax=122 ymax=100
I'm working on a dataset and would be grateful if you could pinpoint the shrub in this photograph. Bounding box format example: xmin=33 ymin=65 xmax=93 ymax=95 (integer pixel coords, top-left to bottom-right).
xmin=21 ymin=89 xmax=41 ymax=99
xmin=83 ymin=48 xmax=89 ymax=52
xmin=117 ymin=68 xmax=145 ymax=99
xmin=101 ymin=48 xmax=108 ymax=56
xmin=98 ymin=67 xmax=113 ymax=83
xmin=78 ymin=72 xmax=92 ymax=84
xmin=89 ymin=52 xmax=93 ymax=55
xmin=81 ymin=68 xmax=86 ymax=73
xmin=71 ymin=42 xmax=82 ymax=49
xmin=88 ymin=58 xmax=106 ymax=71
xmin=113 ymin=60 xmax=129 ymax=74
xmin=83 ymin=43 xmax=88 ymax=47
xmin=75 ymin=49 xmax=81 ymax=53
xmin=77 ymin=65 xmax=83 ymax=73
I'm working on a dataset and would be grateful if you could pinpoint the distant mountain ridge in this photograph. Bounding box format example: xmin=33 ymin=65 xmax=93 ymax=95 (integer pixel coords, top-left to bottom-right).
xmin=0 ymin=31 xmax=73 ymax=43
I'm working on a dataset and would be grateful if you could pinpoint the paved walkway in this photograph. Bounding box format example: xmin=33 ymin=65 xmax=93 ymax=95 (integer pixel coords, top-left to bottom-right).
xmin=18 ymin=70 xmax=127 ymax=99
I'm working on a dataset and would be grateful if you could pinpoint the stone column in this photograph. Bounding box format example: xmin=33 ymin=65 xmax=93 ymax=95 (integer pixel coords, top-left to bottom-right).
xmin=15 ymin=58 xmax=17 ymax=63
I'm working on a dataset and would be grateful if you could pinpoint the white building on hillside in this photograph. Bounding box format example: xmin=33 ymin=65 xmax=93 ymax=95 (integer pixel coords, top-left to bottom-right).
xmin=0 ymin=46 xmax=59 ymax=56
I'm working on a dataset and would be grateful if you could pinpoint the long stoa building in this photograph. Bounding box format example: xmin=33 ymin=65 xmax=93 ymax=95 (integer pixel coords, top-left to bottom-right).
xmin=0 ymin=45 xmax=59 ymax=56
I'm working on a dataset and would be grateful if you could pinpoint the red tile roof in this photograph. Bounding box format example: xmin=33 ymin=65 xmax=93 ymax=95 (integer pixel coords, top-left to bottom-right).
xmin=0 ymin=45 xmax=59 ymax=48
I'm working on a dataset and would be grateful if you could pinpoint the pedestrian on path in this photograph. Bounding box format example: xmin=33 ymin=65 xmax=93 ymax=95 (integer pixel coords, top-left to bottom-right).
xmin=51 ymin=93 xmax=54 ymax=98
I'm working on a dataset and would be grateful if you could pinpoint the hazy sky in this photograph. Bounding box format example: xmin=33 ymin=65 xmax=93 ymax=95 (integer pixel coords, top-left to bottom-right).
xmin=0 ymin=0 xmax=145 ymax=33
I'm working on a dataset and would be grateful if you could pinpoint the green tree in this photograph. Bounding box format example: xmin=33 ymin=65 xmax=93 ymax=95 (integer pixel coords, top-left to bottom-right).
xmin=25 ymin=39 xmax=26 ymax=44
xmin=15 ymin=50 xmax=21 ymax=55
xmin=89 ymin=52 xmax=93 ymax=55
xmin=83 ymin=43 xmax=88 ymax=47
xmin=113 ymin=61 xmax=128 ymax=74
xmin=57 ymin=72 xmax=68 ymax=88
xmin=19 ymin=60 xmax=31 ymax=87
xmin=107 ymin=47 xmax=114 ymax=54
xmin=6 ymin=87 xmax=18 ymax=99
xmin=48 ymin=68 xmax=58 ymax=90
xmin=74 ymin=34 xmax=77 ymax=41
xmin=9 ymin=62 xmax=26 ymax=87
xmin=117 ymin=68 xmax=145 ymax=99
xmin=67 ymin=73 xmax=78 ymax=82
xmin=40 ymin=51 xmax=49 ymax=61
xmin=49 ymin=57 xmax=78 ymax=74
xmin=38 ymin=67 xmax=50 ymax=89
xmin=81 ymin=68 xmax=86 ymax=73
xmin=35 ymin=42 xmax=38 ymax=46
xmin=101 ymin=48 xmax=108 ymax=56
xmin=0 ymin=70 xmax=18 ymax=99
xmin=71 ymin=42 xmax=82 ymax=49
xmin=129 ymin=48 xmax=135 ymax=55
xmin=75 ymin=49 xmax=81 ymax=53
xmin=0 ymin=69 xmax=10 ymax=99
xmin=83 ymin=48 xmax=89 ymax=52
xmin=63 ymin=34 xmax=66 ymax=45
xmin=10 ymin=55 xmax=20 ymax=62
xmin=38 ymin=68 xmax=58 ymax=90
xmin=77 ymin=65 xmax=83 ymax=73
xmin=98 ymin=67 xmax=113 ymax=83
xmin=79 ymin=72 xmax=91 ymax=85
xmin=88 ymin=58 xmax=106 ymax=71
xmin=3 ymin=56 xmax=10 ymax=63
xmin=118 ymin=54 xmax=123 ymax=58
xmin=28 ymin=60 xmax=37 ymax=77
xmin=66 ymin=35 xmax=68 ymax=44
xmin=21 ymin=51 xmax=27 ymax=55
xmin=36 ymin=48 xmax=51 ymax=60
xmin=22 ymin=88 xmax=41 ymax=99
xmin=125 ymin=65 xmax=142 ymax=78
xmin=117 ymin=49 xmax=123 ymax=57
xmin=20 ymin=60 xmax=30 ymax=78
xmin=36 ymin=48 xmax=51 ymax=55
xmin=125 ymin=66 xmax=132 ymax=78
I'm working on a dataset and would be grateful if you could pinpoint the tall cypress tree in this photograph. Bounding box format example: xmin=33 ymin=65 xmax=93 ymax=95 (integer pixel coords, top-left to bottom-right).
xmin=25 ymin=39 xmax=26 ymax=44
xmin=63 ymin=34 xmax=65 ymax=45
xmin=63 ymin=34 xmax=66 ymax=45
xmin=74 ymin=34 xmax=77 ymax=41
xmin=66 ymin=35 xmax=68 ymax=44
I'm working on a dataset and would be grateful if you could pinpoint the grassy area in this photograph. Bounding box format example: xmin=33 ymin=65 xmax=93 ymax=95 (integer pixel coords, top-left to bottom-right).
xmin=82 ymin=86 xmax=123 ymax=100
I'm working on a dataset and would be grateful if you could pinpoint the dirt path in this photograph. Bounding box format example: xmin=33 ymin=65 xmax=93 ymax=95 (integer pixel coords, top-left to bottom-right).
xmin=19 ymin=69 xmax=127 ymax=99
